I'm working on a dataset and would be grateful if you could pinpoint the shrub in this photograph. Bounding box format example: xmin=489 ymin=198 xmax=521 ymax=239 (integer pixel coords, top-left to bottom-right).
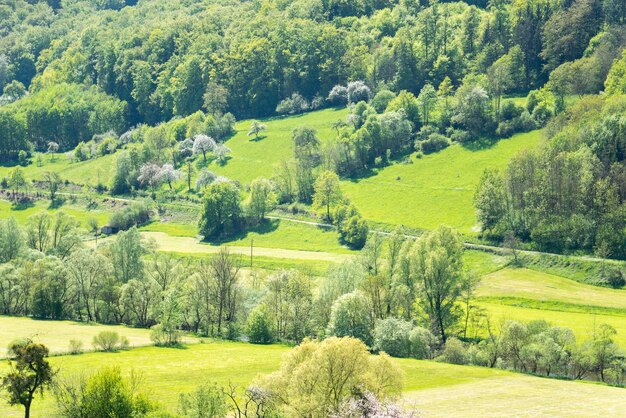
xmin=371 ymin=90 xmax=396 ymax=113
xmin=73 ymin=142 xmax=90 ymax=161
xmin=328 ymin=85 xmax=348 ymax=105
xmin=18 ymin=150 xmax=29 ymax=166
xmin=246 ymin=305 xmax=275 ymax=344
xmin=311 ymin=95 xmax=324 ymax=110
xmin=68 ymin=339 xmax=83 ymax=355
xmin=500 ymin=101 xmax=523 ymax=121
xmin=439 ymin=337 xmax=468 ymax=365
xmin=224 ymin=322 xmax=240 ymax=341
xmin=80 ymin=367 xmax=155 ymax=417
xmin=179 ymin=383 xmax=228 ymax=418
xmin=92 ymin=331 xmax=124 ymax=352
xmin=532 ymin=103 xmax=553 ymax=126
xmin=276 ymin=93 xmax=310 ymax=115
xmin=409 ymin=327 xmax=436 ymax=359
xmin=150 ymin=324 xmax=182 ymax=346
xmin=347 ymin=81 xmax=372 ymax=104
xmin=419 ymin=133 xmax=450 ymax=154
xmin=327 ymin=291 xmax=373 ymax=346
xmin=373 ymin=318 xmax=412 ymax=358
xmin=108 ymin=202 xmax=152 ymax=231
xmin=340 ymin=215 xmax=369 ymax=249
xmin=449 ymin=129 xmax=471 ymax=143
xmin=606 ymin=269 xmax=625 ymax=289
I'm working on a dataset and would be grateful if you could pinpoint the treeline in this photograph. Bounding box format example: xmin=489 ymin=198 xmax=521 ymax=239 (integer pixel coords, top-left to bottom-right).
xmin=1 ymin=0 xmax=623 ymax=160
xmin=474 ymin=95 xmax=626 ymax=259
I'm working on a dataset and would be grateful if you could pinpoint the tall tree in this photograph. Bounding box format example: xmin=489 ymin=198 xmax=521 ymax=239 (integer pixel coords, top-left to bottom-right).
xmin=410 ymin=225 xmax=464 ymax=342
xmin=313 ymin=170 xmax=343 ymax=221
xmin=2 ymin=340 xmax=55 ymax=418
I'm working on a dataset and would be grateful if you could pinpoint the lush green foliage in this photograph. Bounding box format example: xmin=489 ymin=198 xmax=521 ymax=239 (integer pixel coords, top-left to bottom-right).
xmin=475 ymin=96 xmax=626 ymax=258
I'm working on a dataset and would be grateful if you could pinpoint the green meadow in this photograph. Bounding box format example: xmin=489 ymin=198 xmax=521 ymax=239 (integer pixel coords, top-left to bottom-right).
xmin=0 ymin=316 xmax=159 ymax=358
xmin=0 ymin=153 xmax=116 ymax=187
xmin=209 ymin=107 xmax=350 ymax=184
xmin=2 ymin=336 xmax=622 ymax=417
xmin=0 ymin=199 xmax=110 ymax=228
xmin=341 ymin=130 xmax=543 ymax=232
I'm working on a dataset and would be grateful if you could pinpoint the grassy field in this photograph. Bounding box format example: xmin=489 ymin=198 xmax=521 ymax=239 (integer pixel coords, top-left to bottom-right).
xmin=480 ymin=302 xmax=626 ymax=346
xmin=0 ymin=108 xmax=541 ymax=235
xmin=0 ymin=153 xmax=116 ymax=187
xmin=479 ymin=267 xmax=626 ymax=311
xmin=210 ymin=107 xmax=349 ymax=184
xmin=142 ymin=217 xmax=355 ymax=254
xmin=474 ymin=267 xmax=626 ymax=345
xmin=0 ymin=340 xmax=623 ymax=417
xmin=94 ymin=231 xmax=352 ymax=264
xmin=342 ymin=130 xmax=542 ymax=232
xmin=0 ymin=199 xmax=110 ymax=228
xmin=406 ymin=373 xmax=626 ymax=417
xmin=0 ymin=316 xmax=159 ymax=358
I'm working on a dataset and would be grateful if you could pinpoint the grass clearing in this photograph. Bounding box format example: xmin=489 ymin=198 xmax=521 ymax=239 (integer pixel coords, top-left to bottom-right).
xmin=210 ymin=107 xmax=349 ymax=184
xmin=463 ymin=249 xmax=509 ymax=277
xmin=478 ymin=267 xmax=626 ymax=310
xmin=341 ymin=130 xmax=542 ymax=232
xmin=0 ymin=153 xmax=116 ymax=187
xmin=0 ymin=316 xmax=160 ymax=358
xmin=94 ymin=231 xmax=352 ymax=263
xmin=406 ymin=374 xmax=626 ymax=417
xmin=0 ymin=198 xmax=110 ymax=228
xmin=480 ymin=302 xmax=626 ymax=346
xmin=142 ymin=218 xmax=355 ymax=254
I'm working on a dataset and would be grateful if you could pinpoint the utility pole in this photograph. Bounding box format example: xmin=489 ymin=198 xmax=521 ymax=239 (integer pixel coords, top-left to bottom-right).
xmin=250 ymin=238 xmax=254 ymax=268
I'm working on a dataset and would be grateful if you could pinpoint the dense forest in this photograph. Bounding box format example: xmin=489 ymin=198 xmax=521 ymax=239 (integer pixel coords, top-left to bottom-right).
xmin=1 ymin=0 xmax=625 ymax=160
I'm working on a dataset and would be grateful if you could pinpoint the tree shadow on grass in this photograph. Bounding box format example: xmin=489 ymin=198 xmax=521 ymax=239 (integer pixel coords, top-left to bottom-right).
xmin=154 ymin=343 xmax=189 ymax=350
xmin=10 ymin=200 xmax=35 ymax=211
xmin=204 ymin=218 xmax=280 ymax=245
xmin=48 ymin=198 xmax=65 ymax=210
xmin=248 ymin=134 xmax=268 ymax=142
xmin=460 ymin=136 xmax=500 ymax=152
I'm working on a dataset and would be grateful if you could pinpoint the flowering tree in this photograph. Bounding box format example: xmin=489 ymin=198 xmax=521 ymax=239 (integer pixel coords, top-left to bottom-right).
xmin=160 ymin=163 xmax=181 ymax=190
xmin=192 ymin=134 xmax=216 ymax=162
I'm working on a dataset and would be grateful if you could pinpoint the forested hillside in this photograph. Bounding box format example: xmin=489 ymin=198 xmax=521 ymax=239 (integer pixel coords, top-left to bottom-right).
xmin=4 ymin=1 xmax=626 ymax=416
xmin=1 ymin=0 xmax=624 ymax=159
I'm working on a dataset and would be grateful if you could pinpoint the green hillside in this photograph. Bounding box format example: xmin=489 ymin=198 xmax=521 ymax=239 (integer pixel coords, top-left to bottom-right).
xmin=210 ymin=107 xmax=349 ymax=184
xmin=342 ymin=130 xmax=542 ymax=232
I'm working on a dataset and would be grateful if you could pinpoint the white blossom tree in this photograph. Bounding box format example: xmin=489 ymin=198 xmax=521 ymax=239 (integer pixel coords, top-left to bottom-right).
xmin=138 ymin=163 xmax=164 ymax=194
xmin=247 ymin=121 xmax=267 ymax=139
xmin=214 ymin=143 xmax=231 ymax=164
xmin=193 ymin=134 xmax=216 ymax=162
xmin=195 ymin=169 xmax=217 ymax=191
xmin=160 ymin=163 xmax=181 ymax=190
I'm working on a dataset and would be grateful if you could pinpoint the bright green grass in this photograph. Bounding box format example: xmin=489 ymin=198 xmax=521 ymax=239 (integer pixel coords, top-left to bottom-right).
xmin=480 ymin=302 xmax=626 ymax=347
xmin=0 ymin=316 xmax=159 ymax=358
xmin=479 ymin=267 xmax=626 ymax=311
xmin=142 ymin=218 xmax=355 ymax=254
xmin=463 ymin=249 xmax=509 ymax=277
xmin=341 ymin=130 xmax=542 ymax=232
xmin=0 ymin=153 xmax=116 ymax=187
xmin=0 ymin=199 xmax=109 ymax=228
xmin=1 ymin=340 xmax=621 ymax=417
xmin=209 ymin=107 xmax=349 ymax=184
xmin=95 ymin=231 xmax=351 ymax=264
